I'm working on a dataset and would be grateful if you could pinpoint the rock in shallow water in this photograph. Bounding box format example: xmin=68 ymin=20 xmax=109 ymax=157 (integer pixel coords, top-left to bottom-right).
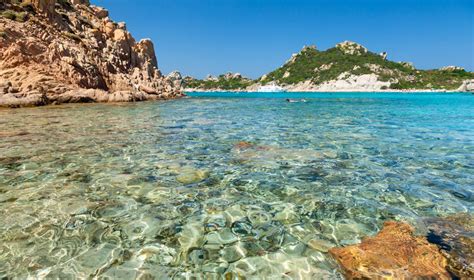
xmin=424 ymin=213 xmax=474 ymax=279
xmin=206 ymin=229 xmax=238 ymax=246
xmin=176 ymin=168 xmax=209 ymax=184
xmin=233 ymin=141 xmax=254 ymax=150
xmin=307 ymin=238 xmax=334 ymax=253
xmin=221 ymin=244 xmax=247 ymax=263
xmin=329 ymin=221 xmax=450 ymax=279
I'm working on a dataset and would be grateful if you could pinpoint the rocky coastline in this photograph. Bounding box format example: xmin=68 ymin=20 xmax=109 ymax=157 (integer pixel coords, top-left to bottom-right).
xmin=0 ymin=0 xmax=183 ymax=108
xmin=184 ymin=80 xmax=474 ymax=93
xmin=184 ymin=86 xmax=466 ymax=94
xmin=184 ymin=77 xmax=474 ymax=93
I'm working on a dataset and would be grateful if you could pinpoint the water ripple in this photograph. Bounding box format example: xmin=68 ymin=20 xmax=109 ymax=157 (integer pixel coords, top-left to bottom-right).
xmin=0 ymin=93 xmax=473 ymax=278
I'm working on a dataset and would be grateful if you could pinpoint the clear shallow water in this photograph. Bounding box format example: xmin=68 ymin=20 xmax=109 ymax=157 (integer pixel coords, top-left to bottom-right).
xmin=0 ymin=92 xmax=473 ymax=279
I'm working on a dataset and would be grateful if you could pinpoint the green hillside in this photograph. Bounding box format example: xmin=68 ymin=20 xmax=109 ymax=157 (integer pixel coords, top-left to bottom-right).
xmin=262 ymin=43 xmax=473 ymax=90
xmin=184 ymin=42 xmax=474 ymax=90
xmin=185 ymin=74 xmax=253 ymax=91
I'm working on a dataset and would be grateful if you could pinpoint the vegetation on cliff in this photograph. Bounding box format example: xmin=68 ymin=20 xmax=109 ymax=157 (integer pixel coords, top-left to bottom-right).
xmin=185 ymin=42 xmax=474 ymax=91
xmin=185 ymin=74 xmax=253 ymax=91
xmin=263 ymin=43 xmax=473 ymax=90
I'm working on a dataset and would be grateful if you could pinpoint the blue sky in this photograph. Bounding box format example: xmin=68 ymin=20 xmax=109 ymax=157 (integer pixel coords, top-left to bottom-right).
xmin=91 ymin=0 xmax=473 ymax=78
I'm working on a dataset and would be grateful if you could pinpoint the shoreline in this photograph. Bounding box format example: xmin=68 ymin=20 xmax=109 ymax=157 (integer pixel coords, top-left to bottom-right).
xmin=184 ymin=88 xmax=472 ymax=94
xmin=0 ymin=91 xmax=186 ymax=109
xmin=0 ymin=97 xmax=185 ymax=110
xmin=2 ymin=89 xmax=471 ymax=109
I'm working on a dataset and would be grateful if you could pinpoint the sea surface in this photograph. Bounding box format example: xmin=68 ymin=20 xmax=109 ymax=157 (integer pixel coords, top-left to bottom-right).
xmin=0 ymin=92 xmax=473 ymax=279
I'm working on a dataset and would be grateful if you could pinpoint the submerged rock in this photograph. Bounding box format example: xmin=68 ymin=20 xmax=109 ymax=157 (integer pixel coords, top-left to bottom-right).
xmin=231 ymin=220 xmax=253 ymax=236
xmin=176 ymin=167 xmax=209 ymax=184
xmin=233 ymin=141 xmax=254 ymax=150
xmin=177 ymin=222 xmax=204 ymax=263
xmin=273 ymin=204 xmax=299 ymax=224
xmin=246 ymin=209 xmax=272 ymax=227
xmin=307 ymin=238 xmax=334 ymax=253
xmin=221 ymin=244 xmax=247 ymax=263
xmin=329 ymin=221 xmax=450 ymax=279
xmin=205 ymin=229 xmax=238 ymax=246
xmin=424 ymin=213 xmax=474 ymax=279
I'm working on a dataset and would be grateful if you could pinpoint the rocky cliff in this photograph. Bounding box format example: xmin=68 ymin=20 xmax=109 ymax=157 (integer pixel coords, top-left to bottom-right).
xmin=0 ymin=0 xmax=183 ymax=107
xmin=184 ymin=41 xmax=474 ymax=92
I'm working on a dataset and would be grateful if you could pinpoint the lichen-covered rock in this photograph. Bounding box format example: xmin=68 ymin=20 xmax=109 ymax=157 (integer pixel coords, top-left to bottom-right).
xmin=205 ymin=74 xmax=218 ymax=82
xmin=400 ymin=61 xmax=415 ymax=70
xmin=336 ymin=41 xmax=368 ymax=55
xmin=329 ymin=221 xmax=451 ymax=279
xmin=440 ymin=65 xmax=465 ymax=72
xmin=0 ymin=0 xmax=182 ymax=107
xmin=222 ymin=72 xmax=244 ymax=80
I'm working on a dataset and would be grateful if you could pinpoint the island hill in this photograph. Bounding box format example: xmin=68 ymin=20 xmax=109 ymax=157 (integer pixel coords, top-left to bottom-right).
xmin=0 ymin=0 xmax=183 ymax=108
xmin=184 ymin=42 xmax=474 ymax=92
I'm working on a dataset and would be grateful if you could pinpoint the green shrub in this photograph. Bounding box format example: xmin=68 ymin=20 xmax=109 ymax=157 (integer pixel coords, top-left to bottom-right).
xmin=1 ymin=10 xmax=17 ymax=20
xmin=15 ymin=12 xmax=27 ymax=22
xmin=185 ymin=77 xmax=254 ymax=90
xmin=1 ymin=10 xmax=28 ymax=22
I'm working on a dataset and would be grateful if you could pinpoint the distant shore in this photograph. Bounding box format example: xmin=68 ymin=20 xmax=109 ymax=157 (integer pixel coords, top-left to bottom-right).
xmin=184 ymin=88 xmax=471 ymax=93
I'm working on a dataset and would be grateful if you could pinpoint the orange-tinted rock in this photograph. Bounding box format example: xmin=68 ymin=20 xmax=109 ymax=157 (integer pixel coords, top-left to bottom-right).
xmin=233 ymin=141 xmax=273 ymax=151
xmin=234 ymin=141 xmax=254 ymax=150
xmin=25 ymin=0 xmax=56 ymax=17
xmin=0 ymin=0 xmax=182 ymax=107
xmin=329 ymin=221 xmax=451 ymax=279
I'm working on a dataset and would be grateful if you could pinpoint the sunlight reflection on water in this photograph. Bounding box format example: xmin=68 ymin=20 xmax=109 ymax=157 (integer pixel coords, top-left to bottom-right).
xmin=0 ymin=93 xmax=473 ymax=279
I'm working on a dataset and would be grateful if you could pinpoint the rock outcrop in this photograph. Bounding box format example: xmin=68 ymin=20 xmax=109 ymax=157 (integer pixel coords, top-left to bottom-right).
xmin=440 ymin=66 xmax=465 ymax=72
xmin=205 ymin=74 xmax=218 ymax=82
xmin=0 ymin=0 xmax=182 ymax=107
xmin=458 ymin=80 xmax=474 ymax=92
xmin=329 ymin=221 xmax=451 ymax=279
xmin=424 ymin=214 xmax=474 ymax=279
xmin=166 ymin=71 xmax=183 ymax=88
xmin=224 ymin=72 xmax=242 ymax=80
xmin=286 ymin=73 xmax=392 ymax=92
xmin=335 ymin=41 xmax=368 ymax=55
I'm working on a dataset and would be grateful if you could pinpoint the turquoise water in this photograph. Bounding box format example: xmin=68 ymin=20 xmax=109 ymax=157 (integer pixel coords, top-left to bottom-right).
xmin=0 ymin=92 xmax=473 ymax=279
